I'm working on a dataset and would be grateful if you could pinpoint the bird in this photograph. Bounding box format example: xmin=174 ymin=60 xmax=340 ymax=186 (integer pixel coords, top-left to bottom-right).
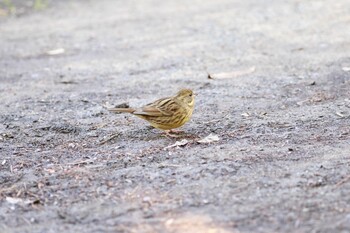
xmin=108 ymin=89 xmax=195 ymax=136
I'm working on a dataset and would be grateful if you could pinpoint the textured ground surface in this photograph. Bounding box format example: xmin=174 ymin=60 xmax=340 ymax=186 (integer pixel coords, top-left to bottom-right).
xmin=1 ymin=0 xmax=350 ymax=232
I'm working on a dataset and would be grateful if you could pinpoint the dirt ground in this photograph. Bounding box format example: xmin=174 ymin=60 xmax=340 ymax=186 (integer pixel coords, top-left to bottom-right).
xmin=1 ymin=0 xmax=350 ymax=232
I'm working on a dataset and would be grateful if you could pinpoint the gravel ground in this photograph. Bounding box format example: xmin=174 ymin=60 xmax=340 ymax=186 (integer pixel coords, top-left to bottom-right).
xmin=1 ymin=0 xmax=350 ymax=232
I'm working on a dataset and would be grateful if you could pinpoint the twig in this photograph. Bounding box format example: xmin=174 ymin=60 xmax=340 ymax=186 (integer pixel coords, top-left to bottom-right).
xmin=335 ymin=175 xmax=350 ymax=187
xmin=99 ymin=133 xmax=120 ymax=145
xmin=26 ymin=191 xmax=40 ymax=200
xmin=66 ymin=159 xmax=95 ymax=166
xmin=21 ymin=217 xmax=32 ymax=225
xmin=158 ymin=164 xmax=181 ymax=168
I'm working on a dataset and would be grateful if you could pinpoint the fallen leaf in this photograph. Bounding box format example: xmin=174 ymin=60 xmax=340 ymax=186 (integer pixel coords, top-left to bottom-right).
xmin=6 ymin=197 xmax=32 ymax=205
xmin=342 ymin=67 xmax=350 ymax=72
xmin=208 ymin=66 xmax=255 ymax=79
xmin=197 ymin=134 xmax=220 ymax=144
xmin=336 ymin=112 xmax=345 ymax=118
xmin=46 ymin=48 xmax=65 ymax=55
xmin=164 ymin=139 xmax=189 ymax=150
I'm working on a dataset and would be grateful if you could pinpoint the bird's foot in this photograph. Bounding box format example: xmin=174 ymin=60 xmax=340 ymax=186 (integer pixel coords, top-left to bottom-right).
xmin=161 ymin=130 xmax=181 ymax=138
xmin=169 ymin=129 xmax=184 ymax=134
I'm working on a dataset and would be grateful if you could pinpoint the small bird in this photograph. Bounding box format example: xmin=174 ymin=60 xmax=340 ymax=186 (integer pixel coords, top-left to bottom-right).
xmin=108 ymin=89 xmax=195 ymax=136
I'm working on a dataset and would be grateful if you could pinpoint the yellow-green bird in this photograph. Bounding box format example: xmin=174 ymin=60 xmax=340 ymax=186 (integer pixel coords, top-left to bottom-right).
xmin=108 ymin=89 xmax=195 ymax=136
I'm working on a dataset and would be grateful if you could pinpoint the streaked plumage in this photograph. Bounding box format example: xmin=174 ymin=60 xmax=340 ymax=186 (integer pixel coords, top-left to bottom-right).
xmin=108 ymin=89 xmax=195 ymax=131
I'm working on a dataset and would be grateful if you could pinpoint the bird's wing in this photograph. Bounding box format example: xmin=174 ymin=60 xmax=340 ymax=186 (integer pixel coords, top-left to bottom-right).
xmin=132 ymin=98 xmax=176 ymax=117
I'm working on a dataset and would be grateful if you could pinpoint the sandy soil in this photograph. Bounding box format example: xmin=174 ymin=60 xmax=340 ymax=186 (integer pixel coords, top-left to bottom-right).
xmin=1 ymin=0 xmax=350 ymax=232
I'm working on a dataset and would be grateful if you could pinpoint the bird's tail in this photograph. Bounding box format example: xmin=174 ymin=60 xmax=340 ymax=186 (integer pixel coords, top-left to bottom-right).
xmin=108 ymin=108 xmax=135 ymax=113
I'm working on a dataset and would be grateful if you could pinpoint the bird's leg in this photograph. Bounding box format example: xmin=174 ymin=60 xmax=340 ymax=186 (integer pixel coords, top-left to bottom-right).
xmin=161 ymin=130 xmax=181 ymax=138
xmin=169 ymin=129 xmax=184 ymax=134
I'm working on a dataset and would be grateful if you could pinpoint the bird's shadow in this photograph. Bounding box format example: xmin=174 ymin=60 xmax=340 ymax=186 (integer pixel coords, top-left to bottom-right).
xmin=126 ymin=126 xmax=199 ymax=141
xmin=100 ymin=126 xmax=199 ymax=145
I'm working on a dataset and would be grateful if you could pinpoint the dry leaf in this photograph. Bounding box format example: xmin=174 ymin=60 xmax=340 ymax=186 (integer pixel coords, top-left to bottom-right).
xmin=342 ymin=67 xmax=350 ymax=72
xmin=46 ymin=48 xmax=65 ymax=55
xmin=336 ymin=112 xmax=345 ymax=118
xmin=208 ymin=66 xmax=255 ymax=79
xmin=6 ymin=197 xmax=32 ymax=205
xmin=164 ymin=139 xmax=189 ymax=150
xmin=197 ymin=134 xmax=220 ymax=144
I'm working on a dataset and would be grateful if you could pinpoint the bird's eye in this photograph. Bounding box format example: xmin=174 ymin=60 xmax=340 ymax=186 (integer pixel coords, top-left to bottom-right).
xmin=189 ymin=94 xmax=192 ymax=97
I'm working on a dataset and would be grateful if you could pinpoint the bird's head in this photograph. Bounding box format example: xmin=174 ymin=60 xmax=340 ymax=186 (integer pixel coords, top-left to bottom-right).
xmin=176 ymin=89 xmax=195 ymax=107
